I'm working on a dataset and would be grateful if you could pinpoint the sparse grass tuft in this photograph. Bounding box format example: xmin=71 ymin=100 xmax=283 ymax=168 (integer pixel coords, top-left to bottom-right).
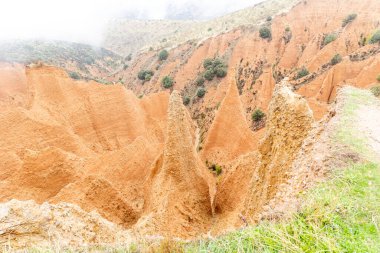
xmin=330 ymin=53 xmax=342 ymax=65
xmin=296 ymin=67 xmax=309 ymax=79
xmin=371 ymin=86 xmax=380 ymax=97
xmin=369 ymin=30 xmax=380 ymax=44
xmin=323 ymin=33 xmax=338 ymax=46
xmin=342 ymin=13 xmax=357 ymax=27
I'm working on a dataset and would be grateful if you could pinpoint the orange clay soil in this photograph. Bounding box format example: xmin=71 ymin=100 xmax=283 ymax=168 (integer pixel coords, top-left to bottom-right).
xmin=0 ymin=64 xmax=320 ymax=238
xmin=113 ymin=0 xmax=380 ymax=126
xmin=1 ymin=0 xmax=380 ymax=240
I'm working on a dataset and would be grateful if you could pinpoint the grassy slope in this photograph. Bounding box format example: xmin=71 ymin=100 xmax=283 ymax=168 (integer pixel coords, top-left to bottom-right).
xmin=184 ymin=88 xmax=380 ymax=252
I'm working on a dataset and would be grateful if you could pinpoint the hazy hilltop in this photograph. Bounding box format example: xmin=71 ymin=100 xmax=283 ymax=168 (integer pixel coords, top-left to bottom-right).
xmin=102 ymin=0 xmax=298 ymax=56
xmin=0 ymin=40 xmax=124 ymax=82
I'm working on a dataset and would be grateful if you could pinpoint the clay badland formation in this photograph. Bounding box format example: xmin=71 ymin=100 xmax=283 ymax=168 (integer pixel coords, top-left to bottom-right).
xmin=0 ymin=0 xmax=380 ymax=249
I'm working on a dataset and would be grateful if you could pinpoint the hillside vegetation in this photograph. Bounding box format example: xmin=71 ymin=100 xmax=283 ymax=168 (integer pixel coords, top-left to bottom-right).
xmin=0 ymin=40 xmax=124 ymax=81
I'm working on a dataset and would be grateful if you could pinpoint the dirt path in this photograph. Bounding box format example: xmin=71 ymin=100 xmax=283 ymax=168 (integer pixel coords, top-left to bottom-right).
xmin=357 ymin=102 xmax=380 ymax=162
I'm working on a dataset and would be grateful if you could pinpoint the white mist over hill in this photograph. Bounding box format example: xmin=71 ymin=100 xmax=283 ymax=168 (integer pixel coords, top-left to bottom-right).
xmin=0 ymin=0 xmax=263 ymax=45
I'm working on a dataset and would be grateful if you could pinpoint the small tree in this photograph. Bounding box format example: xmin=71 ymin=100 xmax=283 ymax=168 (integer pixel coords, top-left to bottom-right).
xmin=330 ymin=54 xmax=342 ymax=65
xmin=195 ymin=76 xmax=205 ymax=86
xmin=138 ymin=70 xmax=154 ymax=81
xmin=215 ymin=67 xmax=227 ymax=78
xmin=68 ymin=71 xmax=80 ymax=80
xmin=369 ymin=30 xmax=380 ymax=44
xmin=204 ymin=69 xmax=215 ymax=81
xmin=197 ymin=88 xmax=206 ymax=98
xmin=296 ymin=67 xmax=310 ymax=79
xmin=323 ymin=33 xmax=337 ymax=46
xmin=252 ymin=109 xmax=265 ymax=122
xmin=183 ymin=96 xmax=190 ymax=105
xmin=266 ymin=16 xmax=272 ymax=22
xmin=259 ymin=26 xmax=272 ymax=39
xmin=203 ymin=58 xmax=213 ymax=69
xmin=342 ymin=13 xmax=357 ymax=27
xmin=158 ymin=49 xmax=169 ymax=61
xmin=162 ymin=76 xmax=173 ymax=89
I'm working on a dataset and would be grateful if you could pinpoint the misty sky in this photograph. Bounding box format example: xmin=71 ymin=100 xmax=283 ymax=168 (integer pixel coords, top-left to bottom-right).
xmin=0 ymin=0 xmax=262 ymax=45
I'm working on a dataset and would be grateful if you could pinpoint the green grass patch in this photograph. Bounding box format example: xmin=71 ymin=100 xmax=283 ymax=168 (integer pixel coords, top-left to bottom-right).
xmin=186 ymin=162 xmax=379 ymax=252
xmin=334 ymin=87 xmax=377 ymax=158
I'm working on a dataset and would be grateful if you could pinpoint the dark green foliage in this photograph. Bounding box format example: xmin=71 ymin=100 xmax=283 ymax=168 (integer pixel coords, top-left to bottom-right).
xmin=371 ymin=86 xmax=380 ymax=97
xmin=208 ymin=28 xmax=212 ymax=31
xmin=330 ymin=54 xmax=342 ymax=65
xmin=201 ymin=58 xmax=228 ymax=81
xmin=68 ymin=71 xmax=80 ymax=80
xmin=323 ymin=33 xmax=338 ymax=46
xmin=342 ymin=13 xmax=357 ymax=27
xmin=197 ymin=88 xmax=206 ymax=98
xmin=215 ymin=67 xmax=227 ymax=78
xmin=195 ymin=76 xmax=205 ymax=86
xmin=158 ymin=49 xmax=169 ymax=61
xmin=259 ymin=26 xmax=272 ymax=39
xmin=161 ymin=76 xmax=174 ymax=89
xmin=203 ymin=58 xmax=213 ymax=69
xmin=138 ymin=70 xmax=154 ymax=81
xmin=183 ymin=96 xmax=190 ymax=105
xmin=296 ymin=67 xmax=310 ymax=79
xmin=266 ymin=16 xmax=272 ymax=22
xmin=369 ymin=30 xmax=380 ymax=44
xmin=204 ymin=69 xmax=216 ymax=81
xmin=0 ymin=40 xmax=124 ymax=81
xmin=123 ymin=64 xmax=128 ymax=70
xmin=285 ymin=26 xmax=291 ymax=32
xmin=207 ymin=161 xmax=223 ymax=176
xmin=252 ymin=109 xmax=265 ymax=122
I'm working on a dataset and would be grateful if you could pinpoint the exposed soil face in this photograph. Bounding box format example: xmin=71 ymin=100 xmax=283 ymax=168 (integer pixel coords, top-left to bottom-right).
xmin=1 ymin=0 xmax=380 ymax=248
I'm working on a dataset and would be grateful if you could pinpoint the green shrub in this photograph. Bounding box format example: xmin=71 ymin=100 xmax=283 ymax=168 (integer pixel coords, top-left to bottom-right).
xmin=296 ymin=67 xmax=310 ymax=79
xmin=138 ymin=70 xmax=154 ymax=81
xmin=259 ymin=26 xmax=272 ymax=39
xmin=252 ymin=109 xmax=265 ymax=122
xmin=285 ymin=26 xmax=291 ymax=32
xmin=161 ymin=76 xmax=174 ymax=89
xmin=215 ymin=67 xmax=227 ymax=78
xmin=144 ymin=73 xmax=152 ymax=81
xmin=201 ymin=58 xmax=228 ymax=81
xmin=126 ymin=54 xmax=132 ymax=61
xmin=183 ymin=96 xmax=190 ymax=105
xmin=208 ymin=163 xmax=223 ymax=176
xmin=195 ymin=76 xmax=205 ymax=86
xmin=330 ymin=54 xmax=342 ymax=65
xmin=158 ymin=49 xmax=169 ymax=61
xmin=342 ymin=13 xmax=357 ymax=27
xmin=369 ymin=30 xmax=380 ymax=44
xmin=377 ymin=75 xmax=380 ymax=82
xmin=266 ymin=16 xmax=272 ymax=22
xmin=203 ymin=58 xmax=213 ymax=69
xmin=371 ymin=86 xmax=380 ymax=97
xmin=204 ymin=69 xmax=215 ymax=81
xmin=323 ymin=33 xmax=338 ymax=46
xmin=68 ymin=71 xmax=80 ymax=80
xmin=197 ymin=88 xmax=206 ymax=98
